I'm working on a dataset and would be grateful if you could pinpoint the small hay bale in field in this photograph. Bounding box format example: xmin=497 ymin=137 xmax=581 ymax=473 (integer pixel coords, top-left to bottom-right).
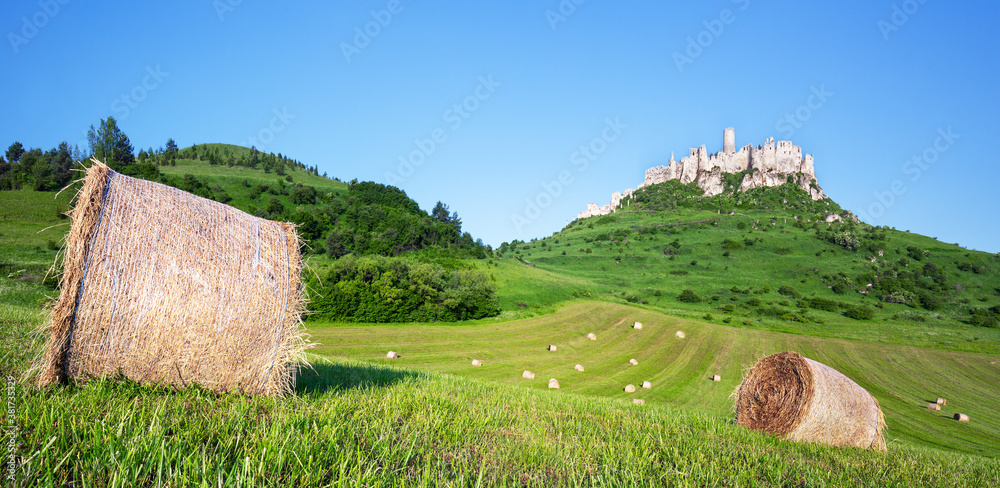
xmin=548 ymin=378 xmax=560 ymax=389
xmin=927 ymin=403 xmax=941 ymax=411
xmin=387 ymin=351 xmax=399 ymax=359
xmin=522 ymin=370 xmax=535 ymax=380
xmin=628 ymin=358 xmax=639 ymax=366
xmin=587 ymin=333 xmax=597 ymax=341
xmin=734 ymin=351 xmax=886 ymax=451
xmin=632 ymin=399 xmax=645 ymax=405
xmin=642 ymin=381 xmax=651 ymax=389
xmin=548 ymin=344 xmax=557 ymax=352
xmin=954 ymin=413 xmax=970 ymax=422
xmin=471 ymin=359 xmax=482 ymax=367
xmin=936 ymin=397 xmax=947 ymax=405
xmin=675 ymin=331 xmax=685 ymax=339
xmin=711 ymin=374 xmax=721 ymax=382
xmin=633 ymin=322 xmax=643 ymax=330
xmin=33 ymin=161 xmax=308 ymax=396
xmin=574 ymin=364 xmax=585 ymax=372
xmin=624 ymin=384 xmax=636 ymax=393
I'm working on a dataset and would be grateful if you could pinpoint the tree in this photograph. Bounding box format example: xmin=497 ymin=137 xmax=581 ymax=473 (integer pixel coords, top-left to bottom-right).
xmin=165 ymin=138 xmax=179 ymax=159
xmin=431 ymin=201 xmax=450 ymax=223
xmin=87 ymin=117 xmax=134 ymax=169
xmin=6 ymin=142 xmax=24 ymax=165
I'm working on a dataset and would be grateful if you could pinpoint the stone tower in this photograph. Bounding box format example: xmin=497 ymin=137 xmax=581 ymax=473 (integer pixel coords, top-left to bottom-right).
xmin=723 ymin=127 xmax=735 ymax=154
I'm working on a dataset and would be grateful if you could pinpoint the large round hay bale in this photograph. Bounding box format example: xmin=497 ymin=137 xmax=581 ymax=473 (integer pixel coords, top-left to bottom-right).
xmin=675 ymin=331 xmax=685 ymax=339
xmin=387 ymin=351 xmax=399 ymax=359
xmin=548 ymin=344 xmax=557 ymax=352
xmin=936 ymin=397 xmax=947 ymax=405
xmin=641 ymin=381 xmax=652 ymax=389
xmin=711 ymin=374 xmax=721 ymax=382
xmin=574 ymin=364 xmax=585 ymax=372
xmin=628 ymin=358 xmax=638 ymax=366
xmin=548 ymin=378 xmax=560 ymax=389
xmin=587 ymin=333 xmax=597 ymax=341
xmin=954 ymin=413 xmax=970 ymax=422
xmin=633 ymin=322 xmax=643 ymax=330
xmin=927 ymin=403 xmax=941 ymax=411
xmin=624 ymin=384 xmax=636 ymax=393
xmin=471 ymin=359 xmax=482 ymax=367
xmin=734 ymin=352 xmax=886 ymax=451
xmin=522 ymin=370 xmax=535 ymax=380
xmin=33 ymin=161 xmax=308 ymax=396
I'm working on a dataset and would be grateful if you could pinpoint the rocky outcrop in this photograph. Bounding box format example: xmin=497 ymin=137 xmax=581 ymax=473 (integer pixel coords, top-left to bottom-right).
xmin=575 ymin=128 xmax=826 ymax=220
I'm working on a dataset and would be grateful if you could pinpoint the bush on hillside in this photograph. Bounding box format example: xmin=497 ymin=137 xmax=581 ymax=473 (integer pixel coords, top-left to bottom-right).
xmin=306 ymin=255 xmax=500 ymax=323
xmin=678 ymin=289 xmax=702 ymax=303
xmin=843 ymin=306 xmax=876 ymax=320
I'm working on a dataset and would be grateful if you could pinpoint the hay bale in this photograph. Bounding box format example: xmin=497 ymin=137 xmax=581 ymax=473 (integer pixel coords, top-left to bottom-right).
xmin=587 ymin=333 xmax=597 ymax=341
xmin=642 ymin=380 xmax=651 ymax=389
xmin=471 ymin=359 xmax=482 ymax=367
xmin=954 ymin=413 xmax=969 ymax=422
xmin=624 ymin=384 xmax=636 ymax=393
xmin=628 ymin=358 xmax=638 ymax=366
xmin=936 ymin=397 xmax=947 ymax=405
xmin=734 ymin=352 xmax=886 ymax=451
xmin=548 ymin=378 xmax=560 ymax=389
xmin=927 ymin=403 xmax=941 ymax=411
xmin=633 ymin=322 xmax=643 ymax=330
xmin=711 ymin=374 xmax=721 ymax=382
xmin=387 ymin=351 xmax=399 ymax=359
xmin=522 ymin=370 xmax=535 ymax=380
xmin=33 ymin=162 xmax=308 ymax=396
xmin=632 ymin=399 xmax=645 ymax=405
xmin=675 ymin=331 xmax=685 ymax=339
xmin=574 ymin=364 xmax=585 ymax=372
xmin=548 ymin=344 xmax=557 ymax=352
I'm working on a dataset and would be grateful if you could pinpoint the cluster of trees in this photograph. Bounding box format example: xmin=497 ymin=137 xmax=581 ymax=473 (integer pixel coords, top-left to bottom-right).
xmin=626 ymin=174 xmax=842 ymax=216
xmin=306 ymin=254 xmax=500 ymax=322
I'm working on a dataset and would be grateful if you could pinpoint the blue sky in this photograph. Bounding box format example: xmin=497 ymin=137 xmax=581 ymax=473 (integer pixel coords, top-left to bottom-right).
xmin=3 ymin=1 xmax=998 ymax=252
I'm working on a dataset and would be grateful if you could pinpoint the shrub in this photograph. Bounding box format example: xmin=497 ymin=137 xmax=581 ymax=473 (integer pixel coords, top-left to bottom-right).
xmin=883 ymin=290 xmax=916 ymax=305
xmin=678 ymin=289 xmax=702 ymax=303
xmin=844 ymin=306 xmax=876 ymax=320
xmin=774 ymin=247 xmax=793 ymax=255
xmin=799 ymin=297 xmax=840 ymax=312
xmin=918 ymin=291 xmax=944 ymax=311
xmin=703 ymin=313 xmax=714 ymax=321
xmin=746 ymin=297 xmax=761 ymax=307
xmin=669 ymin=270 xmax=690 ymax=276
xmin=777 ymin=285 xmax=801 ymax=299
xmin=831 ymin=283 xmax=850 ymax=295
xmin=721 ymin=239 xmax=743 ymax=250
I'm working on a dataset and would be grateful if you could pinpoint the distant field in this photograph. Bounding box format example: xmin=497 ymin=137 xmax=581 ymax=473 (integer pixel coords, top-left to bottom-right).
xmin=308 ymin=301 xmax=1000 ymax=458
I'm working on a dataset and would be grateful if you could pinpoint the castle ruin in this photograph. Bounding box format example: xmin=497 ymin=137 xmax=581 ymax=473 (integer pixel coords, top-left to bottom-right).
xmin=575 ymin=128 xmax=825 ymax=220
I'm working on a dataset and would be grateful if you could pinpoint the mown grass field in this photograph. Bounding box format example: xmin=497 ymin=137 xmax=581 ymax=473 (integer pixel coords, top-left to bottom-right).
xmin=308 ymin=301 xmax=1000 ymax=459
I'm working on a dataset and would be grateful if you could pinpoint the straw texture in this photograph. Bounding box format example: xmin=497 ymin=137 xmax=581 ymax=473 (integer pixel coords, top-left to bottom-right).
xmin=34 ymin=162 xmax=308 ymax=396
xmin=734 ymin=352 xmax=886 ymax=451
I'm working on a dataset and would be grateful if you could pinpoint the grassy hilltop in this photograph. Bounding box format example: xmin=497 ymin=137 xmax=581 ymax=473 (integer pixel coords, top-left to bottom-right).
xmin=2 ymin=148 xmax=1000 ymax=485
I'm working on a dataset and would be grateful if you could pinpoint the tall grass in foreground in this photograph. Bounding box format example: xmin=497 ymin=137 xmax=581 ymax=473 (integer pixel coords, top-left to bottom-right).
xmin=9 ymin=358 xmax=999 ymax=487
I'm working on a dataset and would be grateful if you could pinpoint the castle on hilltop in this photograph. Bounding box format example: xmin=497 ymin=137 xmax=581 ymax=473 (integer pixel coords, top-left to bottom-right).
xmin=575 ymin=128 xmax=825 ymax=220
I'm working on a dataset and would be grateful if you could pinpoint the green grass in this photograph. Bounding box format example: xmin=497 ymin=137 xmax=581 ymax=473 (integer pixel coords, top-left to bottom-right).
xmin=494 ymin=208 xmax=1000 ymax=354
xmin=308 ymin=301 xmax=1000 ymax=459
